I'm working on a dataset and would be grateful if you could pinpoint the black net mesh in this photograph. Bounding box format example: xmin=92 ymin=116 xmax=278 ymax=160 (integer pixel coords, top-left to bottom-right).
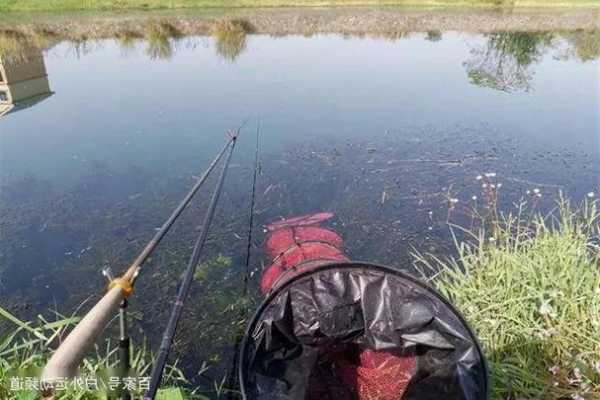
xmin=239 ymin=262 xmax=489 ymax=400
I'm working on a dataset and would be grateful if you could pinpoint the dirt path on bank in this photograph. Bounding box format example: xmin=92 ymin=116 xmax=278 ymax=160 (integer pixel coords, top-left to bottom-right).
xmin=1 ymin=6 xmax=599 ymax=40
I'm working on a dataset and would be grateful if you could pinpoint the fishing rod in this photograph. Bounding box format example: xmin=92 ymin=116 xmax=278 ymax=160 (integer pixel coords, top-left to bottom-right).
xmin=144 ymin=132 xmax=238 ymax=400
xmin=41 ymin=135 xmax=236 ymax=387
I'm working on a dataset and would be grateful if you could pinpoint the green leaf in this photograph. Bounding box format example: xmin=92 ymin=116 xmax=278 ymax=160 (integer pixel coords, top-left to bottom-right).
xmin=0 ymin=306 xmax=47 ymax=342
xmin=156 ymin=387 xmax=186 ymax=400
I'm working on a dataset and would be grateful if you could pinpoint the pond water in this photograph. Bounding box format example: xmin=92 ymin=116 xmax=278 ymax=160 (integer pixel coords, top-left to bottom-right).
xmin=0 ymin=15 xmax=599 ymax=395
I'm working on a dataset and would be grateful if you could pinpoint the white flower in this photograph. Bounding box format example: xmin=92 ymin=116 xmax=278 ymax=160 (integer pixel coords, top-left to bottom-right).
xmin=588 ymin=192 xmax=595 ymax=198
xmin=526 ymin=190 xmax=531 ymax=195
xmin=476 ymin=175 xmax=483 ymax=180
xmin=533 ymin=188 xmax=540 ymax=194
xmin=535 ymin=329 xmax=552 ymax=340
xmin=569 ymin=376 xmax=582 ymax=385
xmin=539 ymin=299 xmax=556 ymax=318
xmin=449 ymin=198 xmax=459 ymax=204
xmin=484 ymin=172 xmax=497 ymax=178
xmin=490 ymin=184 xmax=496 ymax=189
xmin=484 ymin=318 xmax=499 ymax=328
xmin=482 ymin=183 xmax=488 ymax=188
xmin=472 ymin=195 xmax=477 ymax=201
xmin=497 ymin=183 xmax=503 ymax=188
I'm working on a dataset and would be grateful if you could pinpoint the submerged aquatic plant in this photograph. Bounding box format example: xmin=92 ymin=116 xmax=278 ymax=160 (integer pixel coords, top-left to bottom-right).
xmin=418 ymin=198 xmax=600 ymax=399
xmin=211 ymin=19 xmax=253 ymax=63
xmin=193 ymin=254 xmax=233 ymax=282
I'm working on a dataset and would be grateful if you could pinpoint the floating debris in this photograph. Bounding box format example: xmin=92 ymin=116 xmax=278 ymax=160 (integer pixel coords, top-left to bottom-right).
xmin=263 ymin=184 xmax=276 ymax=196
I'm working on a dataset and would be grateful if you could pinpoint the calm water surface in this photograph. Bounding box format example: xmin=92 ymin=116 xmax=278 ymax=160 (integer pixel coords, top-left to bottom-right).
xmin=1 ymin=25 xmax=599 ymax=393
xmin=2 ymin=32 xmax=598 ymax=183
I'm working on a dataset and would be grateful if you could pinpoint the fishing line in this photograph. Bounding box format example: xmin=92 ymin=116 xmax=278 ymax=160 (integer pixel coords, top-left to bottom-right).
xmin=223 ymin=119 xmax=261 ymax=399
xmin=122 ymin=136 xmax=235 ymax=286
xmin=143 ymin=132 xmax=239 ymax=400
xmin=243 ymin=118 xmax=261 ymax=293
xmin=124 ymin=117 xmax=249 ymax=285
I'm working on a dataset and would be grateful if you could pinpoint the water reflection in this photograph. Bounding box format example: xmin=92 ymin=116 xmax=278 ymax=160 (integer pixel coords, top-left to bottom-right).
xmin=464 ymin=32 xmax=553 ymax=92
xmin=2 ymin=23 xmax=598 ymax=70
xmin=212 ymin=19 xmax=253 ymax=63
xmin=145 ymin=20 xmax=183 ymax=60
xmin=563 ymin=30 xmax=600 ymax=62
xmin=0 ymin=45 xmax=53 ymax=118
xmin=425 ymin=30 xmax=442 ymax=42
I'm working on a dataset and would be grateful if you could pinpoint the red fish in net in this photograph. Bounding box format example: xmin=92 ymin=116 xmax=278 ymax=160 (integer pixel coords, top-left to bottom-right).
xmin=259 ymin=212 xmax=417 ymax=399
xmin=265 ymin=226 xmax=343 ymax=259
xmin=266 ymin=212 xmax=335 ymax=231
xmin=334 ymin=348 xmax=417 ymax=400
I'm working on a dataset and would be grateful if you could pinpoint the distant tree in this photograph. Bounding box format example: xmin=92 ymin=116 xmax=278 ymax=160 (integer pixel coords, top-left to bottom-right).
xmin=464 ymin=32 xmax=553 ymax=92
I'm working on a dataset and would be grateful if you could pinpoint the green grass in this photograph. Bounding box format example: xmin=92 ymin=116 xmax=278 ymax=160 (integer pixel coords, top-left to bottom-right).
xmin=418 ymin=197 xmax=600 ymax=399
xmin=0 ymin=306 xmax=204 ymax=399
xmin=0 ymin=0 xmax=599 ymax=12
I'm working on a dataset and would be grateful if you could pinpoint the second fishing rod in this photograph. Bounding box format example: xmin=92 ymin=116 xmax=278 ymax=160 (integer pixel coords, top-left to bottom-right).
xmin=41 ymin=129 xmax=241 ymax=396
xmin=144 ymin=131 xmax=239 ymax=400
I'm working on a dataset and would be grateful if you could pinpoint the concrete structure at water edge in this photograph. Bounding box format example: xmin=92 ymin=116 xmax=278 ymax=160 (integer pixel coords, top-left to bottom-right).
xmin=0 ymin=48 xmax=53 ymax=118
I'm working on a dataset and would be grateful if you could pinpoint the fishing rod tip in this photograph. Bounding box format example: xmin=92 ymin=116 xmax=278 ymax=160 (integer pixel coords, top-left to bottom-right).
xmin=227 ymin=129 xmax=239 ymax=141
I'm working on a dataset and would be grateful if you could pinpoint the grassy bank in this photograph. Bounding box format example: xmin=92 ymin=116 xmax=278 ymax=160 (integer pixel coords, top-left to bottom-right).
xmin=428 ymin=198 xmax=600 ymax=399
xmin=0 ymin=306 xmax=202 ymax=399
xmin=1 ymin=0 xmax=599 ymax=12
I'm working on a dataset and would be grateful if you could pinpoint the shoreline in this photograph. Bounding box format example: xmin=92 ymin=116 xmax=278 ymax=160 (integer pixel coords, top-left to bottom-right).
xmin=1 ymin=7 xmax=599 ymax=38
xmin=2 ymin=0 xmax=600 ymax=13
